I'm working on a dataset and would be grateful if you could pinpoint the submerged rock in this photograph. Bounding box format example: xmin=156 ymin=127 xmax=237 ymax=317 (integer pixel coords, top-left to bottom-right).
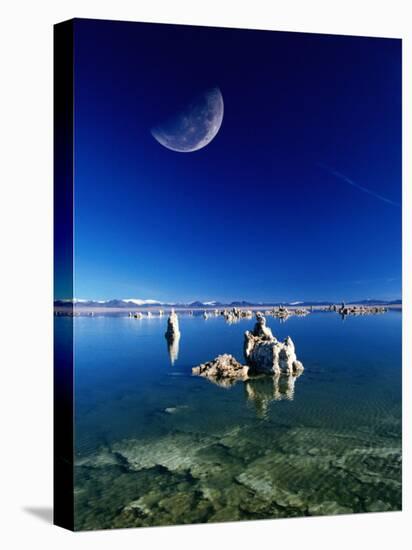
xmin=164 ymin=405 xmax=188 ymax=414
xmin=244 ymin=314 xmax=304 ymax=375
xmin=74 ymin=417 xmax=401 ymax=529
xmin=111 ymin=432 xmax=217 ymax=473
xmin=192 ymin=354 xmax=249 ymax=386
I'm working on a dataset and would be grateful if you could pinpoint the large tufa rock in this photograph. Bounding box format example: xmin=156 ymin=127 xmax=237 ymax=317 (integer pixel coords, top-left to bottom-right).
xmin=244 ymin=314 xmax=304 ymax=375
xmin=192 ymin=354 xmax=249 ymax=387
xmin=165 ymin=308 xmax=180 ymax=340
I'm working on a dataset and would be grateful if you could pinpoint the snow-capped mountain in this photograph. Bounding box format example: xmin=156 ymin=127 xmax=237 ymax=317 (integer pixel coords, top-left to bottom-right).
xmin=122 ymin=299 xmax=161 ymax=306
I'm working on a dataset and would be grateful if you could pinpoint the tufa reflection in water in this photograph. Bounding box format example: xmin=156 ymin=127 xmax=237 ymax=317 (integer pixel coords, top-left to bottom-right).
xmin=192 ymin=365 xmax=303 ymax=418
xmin=166 ymin=333 xmax=180 ymax=365
xmin=165 ymin=309 xmax=181 ymax=365
xmin=245 ymin=373 xmax=302 ymax=418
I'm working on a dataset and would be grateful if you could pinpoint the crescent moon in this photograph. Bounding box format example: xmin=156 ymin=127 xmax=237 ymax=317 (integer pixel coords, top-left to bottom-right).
xmin=151 ymin=87 xmax=224 ymax=152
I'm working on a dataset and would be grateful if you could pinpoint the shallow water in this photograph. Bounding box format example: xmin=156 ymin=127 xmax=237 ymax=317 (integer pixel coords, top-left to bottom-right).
xmin=61 ymin=310 xmax=401 ymax=529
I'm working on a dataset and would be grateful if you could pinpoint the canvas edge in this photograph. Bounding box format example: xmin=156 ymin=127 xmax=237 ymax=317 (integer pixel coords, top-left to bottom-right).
xmin=53 ymin=18 xmax=75 ymax=532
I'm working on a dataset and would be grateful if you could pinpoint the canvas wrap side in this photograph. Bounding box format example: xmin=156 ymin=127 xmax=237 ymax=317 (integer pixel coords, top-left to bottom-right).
xmin=53 ymin=19 xmax=74 ymax=531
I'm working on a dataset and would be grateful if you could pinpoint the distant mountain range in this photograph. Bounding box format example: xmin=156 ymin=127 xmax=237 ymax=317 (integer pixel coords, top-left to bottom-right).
xmin=54 ymin=298 xmax=402 ymax=308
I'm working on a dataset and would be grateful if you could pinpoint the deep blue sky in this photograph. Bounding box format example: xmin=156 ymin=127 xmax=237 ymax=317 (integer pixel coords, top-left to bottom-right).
xmin=72 ymin=19 xmax=401 ymax=303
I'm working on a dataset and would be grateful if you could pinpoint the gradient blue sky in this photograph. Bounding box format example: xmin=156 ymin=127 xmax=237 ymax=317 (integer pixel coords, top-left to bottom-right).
xmin=71 ymin=19 xmax=401 ymax=303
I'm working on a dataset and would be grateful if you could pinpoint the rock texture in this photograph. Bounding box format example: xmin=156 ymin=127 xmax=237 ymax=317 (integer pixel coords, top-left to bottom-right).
xmin=192 ymin=354 xmax=249 ymax=386
xmin=244 ymin=314 xmax=304 ymax=375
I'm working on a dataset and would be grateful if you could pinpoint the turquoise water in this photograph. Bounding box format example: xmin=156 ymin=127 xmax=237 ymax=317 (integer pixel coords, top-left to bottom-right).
xmin=67 ymin=310 xmax=402 ymax=529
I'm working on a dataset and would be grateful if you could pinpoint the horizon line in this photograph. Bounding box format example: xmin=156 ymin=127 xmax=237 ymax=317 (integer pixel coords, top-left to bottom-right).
xmin=55 ymin=297 xmax=402 ymax=304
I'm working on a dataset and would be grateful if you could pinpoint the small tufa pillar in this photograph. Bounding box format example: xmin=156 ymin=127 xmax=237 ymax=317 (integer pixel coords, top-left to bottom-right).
xmin=165 ymin=308 xmax=180 ymax=340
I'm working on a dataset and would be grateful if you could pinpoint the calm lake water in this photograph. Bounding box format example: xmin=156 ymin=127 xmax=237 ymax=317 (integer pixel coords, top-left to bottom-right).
xmin=59 ymin=310 xmax=402 ymax=529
